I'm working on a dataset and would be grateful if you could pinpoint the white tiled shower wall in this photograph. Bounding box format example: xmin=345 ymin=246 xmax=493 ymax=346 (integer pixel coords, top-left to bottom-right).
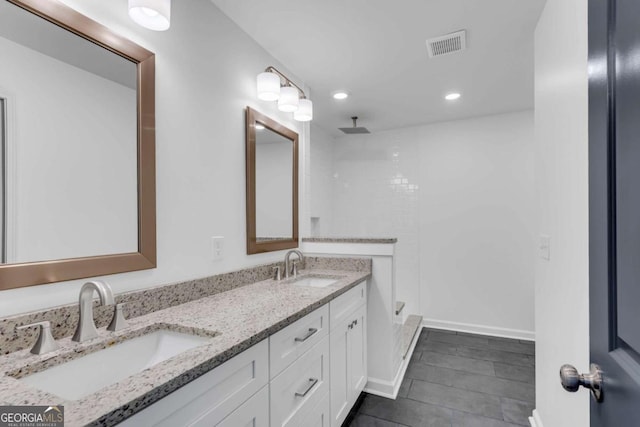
xmin=309 ymin=124 xmax=335 ymax=237
xmin=310 ymin=111 xmax=535 ymax=336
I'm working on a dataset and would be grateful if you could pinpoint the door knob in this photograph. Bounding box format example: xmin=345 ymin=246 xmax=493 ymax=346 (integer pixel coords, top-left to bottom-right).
xmin=559 ymin=363 xmax=603 ymax=402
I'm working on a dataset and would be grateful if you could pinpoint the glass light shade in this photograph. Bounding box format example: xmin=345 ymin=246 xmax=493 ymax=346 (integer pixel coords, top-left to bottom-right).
xmin=257 ymin=72 xmax=281 ymax=101
xmin=129 ymin=0 xmax=171 ymax=31
xmin=278 ymin=86 xmax=300 ymax=112
xmin=294 ymin=99 xmax=313 ymax=122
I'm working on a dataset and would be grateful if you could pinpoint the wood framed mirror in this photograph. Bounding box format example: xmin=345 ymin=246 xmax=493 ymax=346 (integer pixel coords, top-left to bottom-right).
xmin=0 ymin=0 xmax=156 ymax=290
xmin=245 ymin=107 xmax=298 ymax=254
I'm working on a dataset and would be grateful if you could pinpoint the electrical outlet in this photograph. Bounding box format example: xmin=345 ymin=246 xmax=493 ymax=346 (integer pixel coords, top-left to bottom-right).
xmin=539 ymin=235 xmax=551 ymax=261
xmin=211 ymin=236 xmax=224 ymax=261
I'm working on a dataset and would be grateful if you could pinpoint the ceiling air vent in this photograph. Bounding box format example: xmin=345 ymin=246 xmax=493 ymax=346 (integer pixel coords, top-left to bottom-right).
xmin=426 ymin=30 xmax=467 ymax=58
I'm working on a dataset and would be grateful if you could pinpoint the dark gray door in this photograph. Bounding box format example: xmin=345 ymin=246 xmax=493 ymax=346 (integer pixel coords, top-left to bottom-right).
xmin=589 ymin=0 xmax=640 ymax=424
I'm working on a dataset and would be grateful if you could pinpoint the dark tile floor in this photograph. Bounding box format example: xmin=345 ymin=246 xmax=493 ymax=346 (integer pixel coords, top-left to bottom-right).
xmin=347 ymin=328 xmax=535 ymax=427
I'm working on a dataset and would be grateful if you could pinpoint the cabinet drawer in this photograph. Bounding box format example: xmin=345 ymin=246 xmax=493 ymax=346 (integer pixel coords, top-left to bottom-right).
xmin=216 ymin=386 xmax=269 ymax=427
xmin=269 ymin=304 xmax=329 ymax=378
xmin=291 ymin=391 xmax=330 ymax=427
xmin=120 ymin=339 xmax=268 ymax=427
xmin=330 ymin=281 xmax=366 ymax=331
xmin=270 ymin=335 xmax=330 ymax=427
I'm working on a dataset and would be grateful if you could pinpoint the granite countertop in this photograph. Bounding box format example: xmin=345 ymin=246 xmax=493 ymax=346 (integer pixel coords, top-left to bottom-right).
xmin=0 ymin=268 xmax=370 ymax=426
xmin=302 ymin=237 xmax=398 ymax=244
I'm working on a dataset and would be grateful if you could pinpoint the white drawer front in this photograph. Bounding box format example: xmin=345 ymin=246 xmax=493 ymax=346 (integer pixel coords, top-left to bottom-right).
xmin=216 ymin=386 xmax=269 ymax=427
xmin=270 ymin=335 xmax=330 ymax=427
xmin=330 ymin=282 xmax=366 ymax=331
xmin=291 ymin=391 xmax=330 ymax=427
xmin=269 ymin=304 xmax=329 ymax=378
xmin=120 ymin=339 xmax=269 ymax=427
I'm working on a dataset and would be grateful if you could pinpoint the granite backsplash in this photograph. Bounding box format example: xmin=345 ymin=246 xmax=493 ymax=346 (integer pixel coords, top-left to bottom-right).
xmin=0 ymin=256 xmax=371 ymax=355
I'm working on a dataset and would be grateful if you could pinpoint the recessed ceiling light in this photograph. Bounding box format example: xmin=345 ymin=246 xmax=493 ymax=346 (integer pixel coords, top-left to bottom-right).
xmin=445 ymin=92 xmax=461 ymax=101
xmin=255 ymin=123 xmax=265 ymax=130
xmin=332 ymin=91 xmax=349 ymax=100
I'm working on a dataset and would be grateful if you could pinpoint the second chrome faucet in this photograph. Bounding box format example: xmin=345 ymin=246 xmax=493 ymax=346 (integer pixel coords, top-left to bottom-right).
xmin=284 ymin=249 xmax=304 ymax=279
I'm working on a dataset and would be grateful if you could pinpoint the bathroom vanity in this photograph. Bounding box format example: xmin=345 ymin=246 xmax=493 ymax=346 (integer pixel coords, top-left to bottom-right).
xmin=120 ymin=281 xmax=366 ymax=427
xmin=0 ymin=259 xmax=370 ymax=426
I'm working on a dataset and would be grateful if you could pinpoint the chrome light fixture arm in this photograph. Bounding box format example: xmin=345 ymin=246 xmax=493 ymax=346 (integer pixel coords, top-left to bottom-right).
xmin=264 ymin=66 xmax=308 ymax=99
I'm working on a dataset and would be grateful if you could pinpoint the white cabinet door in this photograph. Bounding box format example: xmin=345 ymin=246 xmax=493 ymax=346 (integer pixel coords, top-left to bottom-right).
xmin=330 ymin=303 xmax=368 ymax=427
xmin=329 ymin=317 xmax=350 ymax=427
xmin=216 ymin=386 xmax=269 ymax=427
xmin=349 ymin=304 xmax=367 ymax=398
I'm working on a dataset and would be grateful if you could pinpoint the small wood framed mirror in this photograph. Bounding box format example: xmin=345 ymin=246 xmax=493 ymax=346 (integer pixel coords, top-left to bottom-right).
xmin=245 ymin=107 xmax=299 ymax=254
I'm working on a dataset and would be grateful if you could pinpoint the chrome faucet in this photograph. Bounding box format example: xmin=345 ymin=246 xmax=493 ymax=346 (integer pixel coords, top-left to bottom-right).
xmin=72 ymin=280 xmax=115 ymax=343
xmin=284 ymin=249 xmax=304 ymax=279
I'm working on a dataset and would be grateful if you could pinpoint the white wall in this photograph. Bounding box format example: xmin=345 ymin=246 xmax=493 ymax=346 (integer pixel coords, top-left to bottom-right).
xmin=534 ymin=0 xmax=590 ymax=425
xmin=309 ymin=124 xmax=334 ymax=236
xmin=327 ymin=111 xmax=535 ymax=337
xmin=0 ymin=35 xmax=137 ymax=263
xmin=0 ymin=0 xmax=310 ymax=316
xmin=419 ymin=112 xmax=535 ymax=337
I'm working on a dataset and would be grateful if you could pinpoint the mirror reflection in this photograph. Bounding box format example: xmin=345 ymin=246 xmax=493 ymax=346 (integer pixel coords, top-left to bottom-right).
xmin=255 ymin=125 xmax=293 ymax=241
xmin=0 ymin=0 xmax=138 ymax=264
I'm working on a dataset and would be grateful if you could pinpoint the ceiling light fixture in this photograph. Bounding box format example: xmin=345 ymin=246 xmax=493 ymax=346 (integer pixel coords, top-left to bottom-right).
xmin=445 ymin=92 xmax=461 ymax=101
xmin=332 ymin=91 xmax=349 ymax=100
xmin=256 ymin=66 xmax=313 ymax=122
xmin=255 ymin=124 xmax=265 ymax=130
xmin=128 ymin=0 xmax=171 ymax=31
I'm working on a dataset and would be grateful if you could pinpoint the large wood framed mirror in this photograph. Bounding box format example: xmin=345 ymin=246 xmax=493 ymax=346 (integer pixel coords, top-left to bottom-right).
xmin=246 ymin=107 xmax=298 ymax=254
xmin=0 ymin=0 xmax=156 ymax=290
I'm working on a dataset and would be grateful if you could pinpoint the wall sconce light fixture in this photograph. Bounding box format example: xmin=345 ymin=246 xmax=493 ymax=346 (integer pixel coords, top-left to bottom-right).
xmin=256 ymin=66 xmax=313 ymax=122
xmin=129 ymin=0 xmax=171 ymax=31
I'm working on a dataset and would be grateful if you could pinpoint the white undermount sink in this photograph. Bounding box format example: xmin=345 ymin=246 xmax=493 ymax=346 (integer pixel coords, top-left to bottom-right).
xmin=291 ymin=276 xmax=339 ymax=288
xmin=17 ymin=329 xmax=213 ymax=400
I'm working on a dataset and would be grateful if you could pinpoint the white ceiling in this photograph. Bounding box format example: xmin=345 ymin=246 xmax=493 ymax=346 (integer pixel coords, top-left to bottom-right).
xmin=211 ymin=0 xmax=546 ymax=135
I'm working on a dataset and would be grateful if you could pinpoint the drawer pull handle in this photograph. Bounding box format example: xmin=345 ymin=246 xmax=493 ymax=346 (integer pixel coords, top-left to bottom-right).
xmin=294 ymin=328 xmax=318 ymax=342
xmin=295 ymin=378 xmax=319 ymax=397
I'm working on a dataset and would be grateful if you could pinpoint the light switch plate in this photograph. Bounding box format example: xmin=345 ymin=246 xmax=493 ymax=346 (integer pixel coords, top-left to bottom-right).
xmin=539 ymin=235 xmax=551 ymax=261
xmin=211 ymin=236 xmax=224 ymax=261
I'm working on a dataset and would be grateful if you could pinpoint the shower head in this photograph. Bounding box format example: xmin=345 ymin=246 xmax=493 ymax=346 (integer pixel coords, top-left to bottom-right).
xmin=339 ymin=116 xmax=370 ymax=134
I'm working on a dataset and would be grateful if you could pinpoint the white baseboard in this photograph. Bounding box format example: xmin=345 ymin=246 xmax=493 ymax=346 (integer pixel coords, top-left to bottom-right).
xmin=529 ymin=409 xmax=543 ymax=427
xmin=421 ymin=318 xmax=535 ymax=341
xmin=364 ymin=324 xmax=421 ymax=399
xmin=363 ymin=376 xmax=396 ymax=399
